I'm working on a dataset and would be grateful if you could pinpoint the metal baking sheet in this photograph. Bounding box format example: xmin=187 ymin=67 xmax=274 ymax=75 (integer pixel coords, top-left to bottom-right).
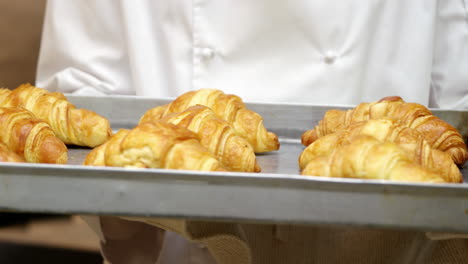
xmin=0 ymin=95 xmax=467 ymax=233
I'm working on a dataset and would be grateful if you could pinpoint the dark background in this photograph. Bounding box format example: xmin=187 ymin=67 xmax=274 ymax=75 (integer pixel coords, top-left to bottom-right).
xmin=0 ymin=0 xmax=45 ymax=89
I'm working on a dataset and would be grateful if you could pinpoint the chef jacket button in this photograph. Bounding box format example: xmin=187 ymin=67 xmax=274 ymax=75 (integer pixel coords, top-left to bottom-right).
xmin=324 ymin=51 xmax=337 ymax=64
xmin=200 ymin=48 xmax=214 ymax=59
xmin=194 ymin=47 xmax=215 ymax=59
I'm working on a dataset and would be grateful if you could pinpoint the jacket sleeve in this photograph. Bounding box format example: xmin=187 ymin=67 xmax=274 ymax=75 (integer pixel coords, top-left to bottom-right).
xmin=429 ymin=0 xmax=468 ymax=109
xmin=36 ymin=0 xmax=133 ymax=96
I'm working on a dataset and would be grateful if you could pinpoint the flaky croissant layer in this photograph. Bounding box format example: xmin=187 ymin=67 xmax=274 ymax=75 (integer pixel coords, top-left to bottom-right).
xmin=0 ymin=84 xmax=112 ymax=147
xmin=139 ymin=89 xmax=280 ymax=153
xmin=84 ymin=121 xmax=225 ymax=172
xmin=0 ymin=107 xmax=68 ymax=164
xmin=301 ymin=96 xmax=467 ymax=165
xmin=142 ymin=105 xmax=261 ymax=172
xmin=299 ymin=119 xmax=462 ymax=183
xmin=302 ymin=135 xmax=445 ymax=183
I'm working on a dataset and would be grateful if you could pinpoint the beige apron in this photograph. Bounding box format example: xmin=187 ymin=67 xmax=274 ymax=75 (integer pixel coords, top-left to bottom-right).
xmin=85 ymin=216 xmax=468 ymax=264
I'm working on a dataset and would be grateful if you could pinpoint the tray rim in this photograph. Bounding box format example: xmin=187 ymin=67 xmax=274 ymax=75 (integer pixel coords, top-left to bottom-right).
xmin=0 ymin=94 xmax=467 ymax=232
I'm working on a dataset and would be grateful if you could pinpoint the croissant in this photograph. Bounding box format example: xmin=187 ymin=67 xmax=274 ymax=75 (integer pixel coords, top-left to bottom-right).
xmin=299 ymin=119 xmax=462 ymax=183
xmin=0 ymin=141 xmax=24 ymax=163
xmin=140 ymin=105 xmax=259 ymax=172
xmin=84 ymin=121 xmax=225 ymax=172
xmin=301 ymin=96 xmax=467 ymax=165
xmin=0 ymin=88 xmax=12 ymax=106
xmin=0 ymin=84 xmax=112 ymax=147
xmin=302 ymin=135 xmax=445 ymax=183
xmin=0 ymin=107 xmax=68 ymax=164
xmin=139 ymin=105 xmax=166 ymax=124
xmin=139 ymin=89 xmax=279 ymax=153
xmin=83 ymin=129 xmax=127 ymax=166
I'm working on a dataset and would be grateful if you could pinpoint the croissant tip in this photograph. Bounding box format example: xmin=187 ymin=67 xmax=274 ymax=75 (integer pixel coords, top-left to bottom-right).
xmin=377 ymin=96 xmax=404 ymax=103
xmin=448 ymin=149 xmax=468 ymax=166
xmin=38 ymin=136 xmax=68 ymax=164
xmin=301 ymin=129 xmax=318 ymax=146
xmin=254 ymin=162 xmax=262 ymax=173
xmin=262 ymin=132 xmax=280 ymax=151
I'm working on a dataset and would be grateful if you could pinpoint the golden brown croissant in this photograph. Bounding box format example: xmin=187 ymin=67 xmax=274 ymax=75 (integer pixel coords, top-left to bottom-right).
xmin=302 ymin=135 xmax=445 ymax=183
xmin=139 ymin=105 xmax=166 ymax=124
xmin=0 ymin=107 xmax=68 ymax=164
xmin=84 ymin=121 xmax=225 ymax=172
xmin=139 ymin=89 xmax=280 ymax=153
xmin=83 ymin=129 xmax=127 ymax=166
xmin=0 ymin=88 xmax=12 ymax=106
xmin=142 ymin=105 xmax=261 ymax=172
xmin=301 ymin=96 xmax=467 ymax=165
xmin=0 ymin=84 xmax=112 ymax=147
xmin=0 ymin=141 xmax=24 ymax=163
xmin=299 ymin=119 xmax=462 ymax=183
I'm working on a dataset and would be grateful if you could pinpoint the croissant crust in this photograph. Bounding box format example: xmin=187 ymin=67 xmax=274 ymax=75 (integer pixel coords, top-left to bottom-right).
xmin=301 ymin=96 xmax=467 ymax=165
xmin=84 ymin=121 xmax=225 ymax=172
xmin=302 ymin=135 xmax=445 ymax=183
xmin=0 ymin=84 xmax=112 ymax=147
xmin=139 ymin=89 xmax=279 ymax=153
xmin=0 ymin=107 xmax=68 ymax=164
xmin=140 ymin=105 xmax=261 ymax=172
xmin=299 ymin=119 xmax=462 ymax=183
xmin=0 ymin=141 xmax=24 ymax=163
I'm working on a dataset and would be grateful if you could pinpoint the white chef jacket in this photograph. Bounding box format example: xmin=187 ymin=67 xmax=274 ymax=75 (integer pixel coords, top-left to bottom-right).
xmin=37 ymin=0 xmax=468 ymax=109
xmin=36 ymin=1 xmax=468 ymax=264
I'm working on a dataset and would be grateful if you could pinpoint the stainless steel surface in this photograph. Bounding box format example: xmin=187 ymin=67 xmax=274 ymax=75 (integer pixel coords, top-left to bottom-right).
xmin=0 ymin=95 xmax=467 ymax=232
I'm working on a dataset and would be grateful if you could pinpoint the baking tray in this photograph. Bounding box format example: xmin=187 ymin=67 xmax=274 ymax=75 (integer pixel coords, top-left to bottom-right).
xmin=0 ymin=95 xmax=467 ymax=233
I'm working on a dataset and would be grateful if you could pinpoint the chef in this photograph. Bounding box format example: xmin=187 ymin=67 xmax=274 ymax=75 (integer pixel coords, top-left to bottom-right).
xmin=36 ymin=0 xmax=468 ymax=263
